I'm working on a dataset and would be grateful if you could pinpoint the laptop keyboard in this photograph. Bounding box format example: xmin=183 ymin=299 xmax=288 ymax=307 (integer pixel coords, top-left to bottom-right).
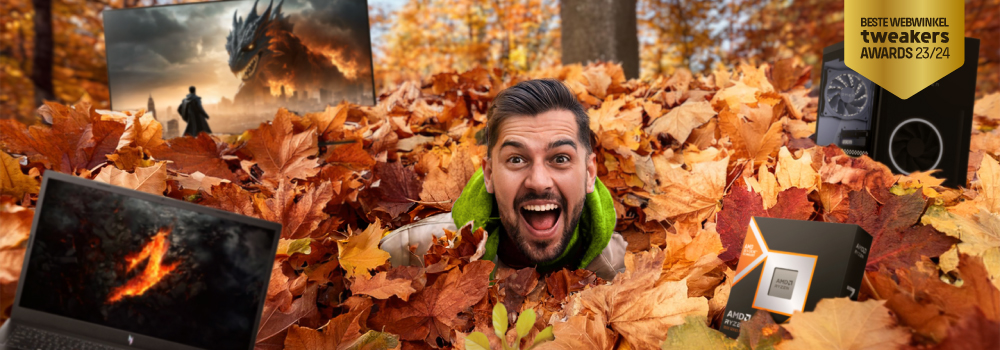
xmin=7 ymin=325 xmax=121 ymax=350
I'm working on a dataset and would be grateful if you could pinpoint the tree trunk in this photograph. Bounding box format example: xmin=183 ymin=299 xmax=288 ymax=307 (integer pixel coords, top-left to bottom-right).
xmin=561 ymin=0 xmax=640 ymax=79
xmin=31 ymin=0 xmax=55 ymax=107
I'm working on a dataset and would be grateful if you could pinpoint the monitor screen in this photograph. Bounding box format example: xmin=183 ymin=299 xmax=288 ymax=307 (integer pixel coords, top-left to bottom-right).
xmin=18 ymin=176 xmax=279 ymax=350
xmin=103 ymin=0 xmax=376 ymax=136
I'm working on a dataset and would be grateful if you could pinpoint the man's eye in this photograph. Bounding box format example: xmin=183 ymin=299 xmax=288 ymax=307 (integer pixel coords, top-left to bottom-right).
xmin=554 ymin=155 xmax=570 ymax=163
xmin=508 ymin=156 xmax=524 ymax=164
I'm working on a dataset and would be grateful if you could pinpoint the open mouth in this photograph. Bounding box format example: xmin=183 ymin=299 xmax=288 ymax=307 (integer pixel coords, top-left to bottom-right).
xmin=235 ymin=52 xmax=261 ymax=81
xmin=519 ymin=203 xmax=561 ymax=239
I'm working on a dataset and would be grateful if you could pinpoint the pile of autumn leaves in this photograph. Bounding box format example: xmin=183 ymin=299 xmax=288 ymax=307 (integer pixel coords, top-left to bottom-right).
xmin=1 ymin=60 xmax=998 ymax=350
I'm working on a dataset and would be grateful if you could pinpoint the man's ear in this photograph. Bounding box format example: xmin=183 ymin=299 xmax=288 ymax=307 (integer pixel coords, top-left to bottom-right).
xmin=483 ymin=157 xmax=494 ymax=194
xmin=586 ymin=151 xmax=597 ymax=193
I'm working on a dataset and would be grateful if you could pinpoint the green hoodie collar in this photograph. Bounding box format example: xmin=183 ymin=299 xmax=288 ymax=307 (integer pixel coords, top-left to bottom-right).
xmin=452 ymin=168 xmax=616 ymax=271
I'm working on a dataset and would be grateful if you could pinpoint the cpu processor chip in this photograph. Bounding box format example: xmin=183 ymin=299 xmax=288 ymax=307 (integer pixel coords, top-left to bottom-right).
xmin=767 ymin=268 xmax=798 ymax=300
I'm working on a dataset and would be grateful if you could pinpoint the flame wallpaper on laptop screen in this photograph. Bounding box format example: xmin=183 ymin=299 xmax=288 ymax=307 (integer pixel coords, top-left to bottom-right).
xmin=103 ymin=0 xmax=375 ymax=136
xmin=19 ymin=179 xmax=276 ymax=350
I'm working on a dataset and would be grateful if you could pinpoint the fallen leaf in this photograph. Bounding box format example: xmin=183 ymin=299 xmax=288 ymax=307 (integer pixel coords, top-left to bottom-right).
xmin=777 ymin=298 xmax=909 ymax=350
xmin=645 ymin=100 xmax=717 ymax=144
xmin=257 ymin=180 xmax=333 ymax=239
xmin=645 ymin=148 xmax=728 ymax=221
xmin=368 ymin=260 xmax=494 ymax=344
xmin=150 ymin=133 xmax=237 ymax=182
xmin=352 ymin=270 xmax=418 ymax=301
xmin=774 ymin=147 xmax=819 ymax=192
xmin=717 ymin=181 xmax=766 ymax=263
xmin=245 ymin=112 xmax=320 ymax=186
xmin=337 ymin=219 xmax=391 ymax=279
xmin=93 ymin=162 xmax=167 ymax=195
xmin=117 ymin=113 xmax=164 ymax=150
xmin=284 ymin=296 xmax=373 ymax=350
xmin=0 ymin=151 xmax=38 ymax=199
xmin=567 ymin=248 xmax=710 ymax=350
xmin=533 ymin=314 xmax=613 ymax=350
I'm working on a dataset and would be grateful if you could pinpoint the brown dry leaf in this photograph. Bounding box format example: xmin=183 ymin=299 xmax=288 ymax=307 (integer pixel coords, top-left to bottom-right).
xmin=284 ymin=296 xmax=372 ymax=350
xmin=645 ymin=100 xmax=717 ymax=143
xmin=777 ymin=298 xmax=909 ymax=350
xmin=202 ymin=182 xmax=256 ymax=217
xmin=107 ymin=145 xmax=156 ymax=172
xmin=0 ymin=101 xmax=124 ymax=173
xmin=418 ymin=145 xmax=476 ymax=211
xmin=749 ymin=164 xmax=779 ymax=209
xmin=93 ymin=162 xmax=167 ymax=195
xmin=645 ymin=148 xmax=728 ymax=221
xmin=368 ymin=260 xmax=493 ymax=344
xmin=150 ymin=133 xmax=237 ymax=182
xmin=245 ymin=112 xmax=320 ymax=186
xmin=867 ymin=255 xmax=999 ymax=342
xmin=922 ymin=205 xmax=1000 ymax=288
xmin=775 ymin=147 xmax=819 ymax=192
xmin=175 ymin=171 xmax=228 ymax=194
xmin=0 ymin=151 xmax=38 ymax=199
xmin=711 ymin=81 xmax=759 ymax=111
xmin=718 ymin=104 xmax=783 ymax=165
xmin=256 ymin=180 xmax=332 ymax=239
xmin=975 ymin=154 xmax=1000 ymax=213
xmin=566 ymin=248 xmax=709 ymax=350
xmin=783 ymin=118 xmax=815 ymax=139
xmin=974 ymin=92 xmax=1000 ymax=119
xmin=352 ymin=271 xmax=417 ymax=301
xmin=533 ymin=314 xmax=614 ymax=350
xmin=117 ymin=113 xmax=164 ymax=150
xmin=660 ymin=225 xmax=725 ymax=297
xmin=337 ymin=219 xmax=391 ymax=280
xmin=257 ymin=284 xmax=320 ymax=344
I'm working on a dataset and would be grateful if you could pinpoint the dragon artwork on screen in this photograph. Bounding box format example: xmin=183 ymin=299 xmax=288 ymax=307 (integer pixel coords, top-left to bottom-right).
xmin=103 ymin=0 xmax=375 ymax=136
xmin=227 ymin=0 xmax=357 ymax=106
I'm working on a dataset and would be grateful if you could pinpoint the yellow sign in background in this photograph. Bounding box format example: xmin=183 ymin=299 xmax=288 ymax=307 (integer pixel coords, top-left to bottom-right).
xmin=844 ymin=0 xmax=964 ymax=99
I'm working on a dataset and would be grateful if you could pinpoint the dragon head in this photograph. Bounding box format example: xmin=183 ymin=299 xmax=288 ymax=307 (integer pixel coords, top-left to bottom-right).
xmin=226 ymin=0 xmax=284 ymax=81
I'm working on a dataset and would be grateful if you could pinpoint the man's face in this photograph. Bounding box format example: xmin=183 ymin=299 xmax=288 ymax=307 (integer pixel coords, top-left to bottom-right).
xmin=483 ymin=110 xmax=597 ymax=264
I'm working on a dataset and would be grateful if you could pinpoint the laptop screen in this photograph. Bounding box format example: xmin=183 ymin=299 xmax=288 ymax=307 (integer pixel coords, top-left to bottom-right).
xmin=17 ymin=176 xmax=278 ymax=350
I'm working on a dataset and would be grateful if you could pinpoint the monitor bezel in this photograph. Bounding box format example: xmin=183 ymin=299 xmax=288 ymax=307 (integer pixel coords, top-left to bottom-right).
xmin=11 ymin=170 xmax=282 ymax=350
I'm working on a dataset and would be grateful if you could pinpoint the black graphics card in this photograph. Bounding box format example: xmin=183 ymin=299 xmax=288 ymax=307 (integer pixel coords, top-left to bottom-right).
xmin=816 ymin=38 xmax=980 ymax=188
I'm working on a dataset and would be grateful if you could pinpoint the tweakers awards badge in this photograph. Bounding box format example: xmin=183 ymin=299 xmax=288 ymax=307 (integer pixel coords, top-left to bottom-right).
xmin=844 ymin=0 xmax=964 ymax=99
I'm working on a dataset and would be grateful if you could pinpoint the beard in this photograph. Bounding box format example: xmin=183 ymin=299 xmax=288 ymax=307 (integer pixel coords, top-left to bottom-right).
xmin=498 ymin=190 xmax=586 ymax=265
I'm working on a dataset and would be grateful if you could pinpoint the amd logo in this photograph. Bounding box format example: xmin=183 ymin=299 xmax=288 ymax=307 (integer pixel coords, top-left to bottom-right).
xmin=726 ymin=310 xmax=752 ymax=322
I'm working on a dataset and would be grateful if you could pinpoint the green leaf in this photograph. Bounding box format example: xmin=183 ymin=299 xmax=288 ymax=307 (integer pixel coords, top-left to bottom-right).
xmin=531 ymin=325 xmax=554 ymax=348
xmin=493 ymin=302 xmax=508 ymax=339
xmin=465 ymin=332 xmax=492 ymax=350
xmin=516 ymin=308 xmax=536 ymax=338
xmin=344 ymin=330 xmax=400 ymax=350
xmin=661 ymin=315 xmax=745 ymax=350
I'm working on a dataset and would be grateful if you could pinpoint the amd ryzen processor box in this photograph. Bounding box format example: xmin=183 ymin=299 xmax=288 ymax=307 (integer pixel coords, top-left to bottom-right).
xmin=720 ymin=217 xmax=872 ymax=338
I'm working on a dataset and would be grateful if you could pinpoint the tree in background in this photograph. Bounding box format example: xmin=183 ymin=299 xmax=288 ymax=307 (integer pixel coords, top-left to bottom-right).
xmin=637 ymin=0 xmax=715 ymax=78
xmin=0 ymin=0 xmax=190 ymax=125
xmin=374 ymin=0 xmax=561 ymax=89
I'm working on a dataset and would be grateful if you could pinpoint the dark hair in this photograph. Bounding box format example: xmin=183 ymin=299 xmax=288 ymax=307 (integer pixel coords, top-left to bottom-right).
xmin=486 ymin=79 xmax=592 ymax=156
xmin=189 ymin=86 xmax=196 ymax=93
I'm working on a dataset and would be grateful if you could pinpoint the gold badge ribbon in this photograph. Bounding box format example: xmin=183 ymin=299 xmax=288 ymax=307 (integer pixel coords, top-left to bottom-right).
xmin=844 ymin=0 xmax=965 ymax=99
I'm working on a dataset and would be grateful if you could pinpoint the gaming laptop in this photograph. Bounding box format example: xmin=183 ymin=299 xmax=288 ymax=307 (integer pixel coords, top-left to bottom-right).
xmin=0 ymin=171 xmax=281 ymax=350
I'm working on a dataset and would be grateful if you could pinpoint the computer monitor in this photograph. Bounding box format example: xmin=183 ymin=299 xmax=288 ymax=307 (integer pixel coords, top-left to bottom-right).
xmin=102 ymin=0 xmax=376 ymax=136
xmin=13 ymin=171 xmax=281 ymax=350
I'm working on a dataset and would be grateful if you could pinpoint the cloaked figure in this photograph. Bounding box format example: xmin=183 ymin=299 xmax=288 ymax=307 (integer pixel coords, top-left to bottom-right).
xmin=177 ymin=86 xmax=212 ymax=137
